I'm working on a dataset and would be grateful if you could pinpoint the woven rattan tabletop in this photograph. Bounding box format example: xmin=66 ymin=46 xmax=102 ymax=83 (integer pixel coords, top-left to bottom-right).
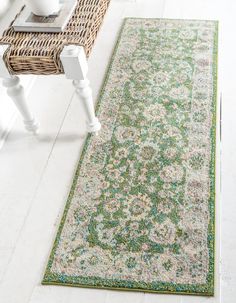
xmin=0 ymin=0 xmax=110 ymax=75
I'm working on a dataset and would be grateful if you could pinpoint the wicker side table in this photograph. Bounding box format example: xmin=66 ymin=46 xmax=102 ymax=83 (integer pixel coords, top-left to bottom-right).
xmin=0 ymin=0 xmax=110 ymax=133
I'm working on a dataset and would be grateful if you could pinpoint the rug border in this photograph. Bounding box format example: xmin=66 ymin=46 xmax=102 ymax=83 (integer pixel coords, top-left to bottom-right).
xmin=42 ymin=17 xmax=219 ymax=296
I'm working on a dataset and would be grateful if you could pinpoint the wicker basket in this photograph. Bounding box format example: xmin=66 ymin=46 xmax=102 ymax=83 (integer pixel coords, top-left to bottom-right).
xmin=0 ymin=0 xmax=110 ymax=75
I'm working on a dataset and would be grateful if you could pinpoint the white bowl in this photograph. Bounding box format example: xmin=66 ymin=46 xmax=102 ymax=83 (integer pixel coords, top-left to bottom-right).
xmin=27 ymin=0 xmax=60 ymax=16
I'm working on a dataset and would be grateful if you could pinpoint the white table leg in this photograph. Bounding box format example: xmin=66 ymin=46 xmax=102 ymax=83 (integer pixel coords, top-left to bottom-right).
xmin=2 ymin=76 xmax=39 ymax=133
xmin=73 ymin=79 xmax=101 ymax=133
xmin=60 ymin=45 xmax=101 ymax=133
xmin=0 ymin=44 xmax=39 ymax=134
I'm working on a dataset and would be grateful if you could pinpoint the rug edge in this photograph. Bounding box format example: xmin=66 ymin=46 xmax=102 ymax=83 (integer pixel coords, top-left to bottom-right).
xmin=41 ymin=280 xmax=214 ymax=297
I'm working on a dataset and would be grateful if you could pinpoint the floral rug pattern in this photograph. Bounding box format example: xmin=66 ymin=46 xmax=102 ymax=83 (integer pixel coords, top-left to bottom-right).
xmin=43 ymin=18 xmax=218 ymax=295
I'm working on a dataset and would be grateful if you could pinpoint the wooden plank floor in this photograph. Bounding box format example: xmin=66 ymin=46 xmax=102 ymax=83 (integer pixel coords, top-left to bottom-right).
xmin=0 ymin=0 xmax=234 ymax=302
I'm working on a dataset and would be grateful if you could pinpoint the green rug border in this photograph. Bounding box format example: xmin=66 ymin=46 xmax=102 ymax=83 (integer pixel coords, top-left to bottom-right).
xmin=42 ymin=18 xmax=219 ymax=296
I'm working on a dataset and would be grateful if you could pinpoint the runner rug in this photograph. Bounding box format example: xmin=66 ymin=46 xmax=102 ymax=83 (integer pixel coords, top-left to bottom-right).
xmin=43 ymin=18 xmax=218 ymax=296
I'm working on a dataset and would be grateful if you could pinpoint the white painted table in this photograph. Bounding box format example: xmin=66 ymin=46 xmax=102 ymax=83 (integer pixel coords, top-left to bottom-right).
xmin=0 ymin=0 xmax=109 ymax=135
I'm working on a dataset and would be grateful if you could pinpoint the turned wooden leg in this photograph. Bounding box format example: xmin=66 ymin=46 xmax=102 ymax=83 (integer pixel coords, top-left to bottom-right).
xmin=73 ymin=79 xmax=101 ymax=133
xmin=60 ymin=45 xmax=101 ymax=133
xmin=2 ymin=76 xmax=39 ymax=133
xmin=0 ymin=44 xmax=39 ymax=134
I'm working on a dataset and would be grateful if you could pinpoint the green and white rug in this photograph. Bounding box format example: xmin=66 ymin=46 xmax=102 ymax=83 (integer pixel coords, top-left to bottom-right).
xmin=43 ymin=18 xmax=218 ymax=296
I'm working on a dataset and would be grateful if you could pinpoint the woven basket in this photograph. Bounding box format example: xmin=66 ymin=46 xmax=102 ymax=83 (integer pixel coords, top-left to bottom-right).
xmin=0 ymin=0 xmax=110 ymax=75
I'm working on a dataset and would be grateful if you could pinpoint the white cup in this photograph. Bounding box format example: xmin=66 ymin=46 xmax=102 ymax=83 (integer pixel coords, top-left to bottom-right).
xmin=27 ymin=0 xmax=60 ymax=16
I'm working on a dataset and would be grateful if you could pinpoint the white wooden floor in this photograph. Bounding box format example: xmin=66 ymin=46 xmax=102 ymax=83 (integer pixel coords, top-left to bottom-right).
xmin=0 ymin=0 xmax=235 ymax=302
